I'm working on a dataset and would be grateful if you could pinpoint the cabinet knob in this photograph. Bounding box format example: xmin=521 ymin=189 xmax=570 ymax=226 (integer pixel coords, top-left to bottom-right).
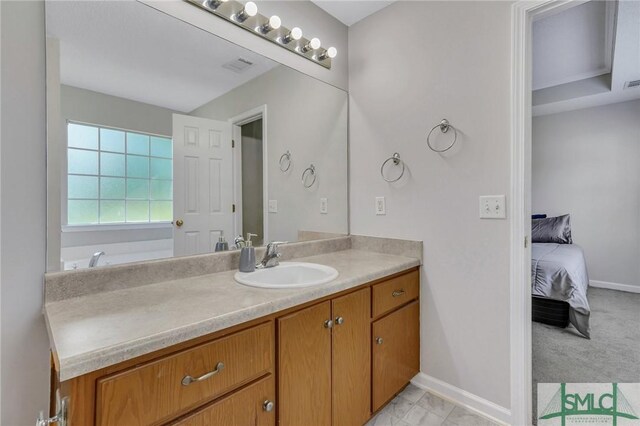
xmin=263 ymin=400 xmax=275 ymax=412
xmin=174 ymin=219 xmax=184 ymax=227
xmin=335 ymin=316 xmax=344 ymax=325
xmin=324 ymin=319 xmax=334 ymax=329
xmin=376 ymin=337 xmax=384 ymax=345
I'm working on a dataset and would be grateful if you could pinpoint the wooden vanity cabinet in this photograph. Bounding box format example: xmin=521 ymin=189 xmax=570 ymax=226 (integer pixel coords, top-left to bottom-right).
xmin=55 ymin=267 xmax=419 ymax=426
xmin=277 ymin=288 xmax=372 ymax=426
xmin=371 ymin=270 xmax=420 ymax=412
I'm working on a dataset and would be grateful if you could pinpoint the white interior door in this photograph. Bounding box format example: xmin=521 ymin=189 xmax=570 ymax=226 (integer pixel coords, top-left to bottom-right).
xmin=173 ymin=114 xmax=234 ymax=256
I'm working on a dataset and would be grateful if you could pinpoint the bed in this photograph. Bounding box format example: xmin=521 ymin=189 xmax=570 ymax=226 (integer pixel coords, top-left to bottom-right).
xmin=531 ymin=215 xmax=591 ymax=338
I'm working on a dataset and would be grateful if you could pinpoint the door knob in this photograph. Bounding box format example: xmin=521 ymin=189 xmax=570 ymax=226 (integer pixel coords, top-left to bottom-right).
xmin=263 ymin=400 xmax=275 ymax=412
xmin=324 ymin=319 xmax=333 ymax=329
xmin=376 ymin=337 xmax=384 ymax=345
xmin=174 ymin=219 xmax=184 ymax=227
xmin=335 ymin=316 xmax=344 ymax=325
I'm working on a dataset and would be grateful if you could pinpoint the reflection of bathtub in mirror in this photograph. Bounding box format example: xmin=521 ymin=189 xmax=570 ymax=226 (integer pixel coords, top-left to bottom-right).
xmin=61 ymin=239 xmax=173 ymax=270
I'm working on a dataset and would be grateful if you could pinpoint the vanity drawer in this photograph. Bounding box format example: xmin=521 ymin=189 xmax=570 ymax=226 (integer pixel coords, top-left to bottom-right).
xmin=372 ymin=269 xmax=419 ymax=318
xmin=172 ymin=375 xmax=275 ymax=426
xmin=95 ymin=321 xmax=274 ymax=426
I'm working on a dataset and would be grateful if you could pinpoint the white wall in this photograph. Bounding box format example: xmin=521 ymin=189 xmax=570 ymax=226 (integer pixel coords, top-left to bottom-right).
xmin=0 ymin=1 xmax=50 ymax=424
xmin=349 ymin=1 xmax=513 ymax=410
xmin=141 ymin=0 xmax=349 ymax=91
xmin=191 ymin=65 xmax=349 ymax=243
xmin=533 ymin=100 xmax=640 ymax=288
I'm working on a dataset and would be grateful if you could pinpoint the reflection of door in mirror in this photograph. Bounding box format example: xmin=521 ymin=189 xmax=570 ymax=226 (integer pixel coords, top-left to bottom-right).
xmin=172 ymin=114 xmax=234 ymax=257
xmin=240 ymin=119 xmax=264 ymax=247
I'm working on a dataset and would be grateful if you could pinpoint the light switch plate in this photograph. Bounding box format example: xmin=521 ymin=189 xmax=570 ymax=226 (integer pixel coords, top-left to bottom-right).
xmin=479 ymin=195 xmax=506 ymax=219
xmin=320 ymin=198 xmax=328 ymax=214
xmin=268 ymin=199 xmax=278 ymax=213
xmin=376 ymin=197 xmax=386 ymax=215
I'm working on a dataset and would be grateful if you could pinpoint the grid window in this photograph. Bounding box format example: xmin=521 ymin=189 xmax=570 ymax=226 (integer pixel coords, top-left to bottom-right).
xmin=67 ymin=122 xmax=173 ymax=225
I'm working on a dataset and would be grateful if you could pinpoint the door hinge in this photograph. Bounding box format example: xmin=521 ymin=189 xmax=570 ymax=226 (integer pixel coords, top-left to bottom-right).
xmin=524 ymin=236 xmax=529 ymax=248
xmin=232 ymin=204 xmax=236 ymax=213
xmin=232 ymin=139 xmax=235 ymax=148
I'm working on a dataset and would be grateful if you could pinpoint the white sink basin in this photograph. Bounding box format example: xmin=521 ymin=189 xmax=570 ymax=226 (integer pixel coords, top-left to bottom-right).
xmin=234 ymin=262 xmax=339 ymax=289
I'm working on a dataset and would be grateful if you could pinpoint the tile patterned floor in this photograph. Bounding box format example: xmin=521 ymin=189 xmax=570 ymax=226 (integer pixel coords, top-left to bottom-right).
xmin=366 ymin=384 xmax=500 ymax=426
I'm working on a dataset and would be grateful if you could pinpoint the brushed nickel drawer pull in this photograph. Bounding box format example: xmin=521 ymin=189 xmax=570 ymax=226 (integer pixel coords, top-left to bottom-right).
xmin=181 ymin=362 xmax=225 ymax=386
xmin=392 ymin=289 xmax=405 ymax=297
xmin=376 ymin=337 xmax=384 ymax=345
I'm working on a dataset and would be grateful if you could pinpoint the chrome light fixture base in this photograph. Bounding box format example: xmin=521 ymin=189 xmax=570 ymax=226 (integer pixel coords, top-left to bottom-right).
xmin=185 ymin=0 xmax=333 ymax=69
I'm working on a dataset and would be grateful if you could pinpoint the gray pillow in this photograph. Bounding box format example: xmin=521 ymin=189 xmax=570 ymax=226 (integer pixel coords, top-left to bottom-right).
xmin=532 ymin=214 xmax=572 ymax=244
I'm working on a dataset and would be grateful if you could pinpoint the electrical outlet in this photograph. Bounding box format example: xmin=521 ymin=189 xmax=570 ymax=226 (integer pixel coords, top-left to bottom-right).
xmin=268 ymin=199 xmax=278 ymax=213
xmin=479 ymin=195 xmax=506 ymax=219
xmin=375 ymin=197 xmax=386 ymax=215
xmin=320 ymin=198 xmax=328 ymax=214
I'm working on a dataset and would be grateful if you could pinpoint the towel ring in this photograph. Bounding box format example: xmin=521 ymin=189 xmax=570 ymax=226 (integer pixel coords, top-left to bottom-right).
xmin=427 ymin=119 xmax=457 ymax=153
xmin=279 ymin=150 xmax=291 ymax=172
xmin=301 ymin=164 xmax=316 ymax=188
xmin=380 ymin=152 xmax=405 ymax=183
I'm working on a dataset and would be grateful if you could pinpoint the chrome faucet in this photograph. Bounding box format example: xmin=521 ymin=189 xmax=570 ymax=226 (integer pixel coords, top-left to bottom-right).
xmin=258 ymin=242 xmax=288 ymax=268
xmin=88 ymin=251 xmax=105 ymax=268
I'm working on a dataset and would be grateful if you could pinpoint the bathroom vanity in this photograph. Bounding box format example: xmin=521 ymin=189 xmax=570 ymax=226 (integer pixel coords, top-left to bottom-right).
xmin=44 ymin=237 xmax=421 ymax=426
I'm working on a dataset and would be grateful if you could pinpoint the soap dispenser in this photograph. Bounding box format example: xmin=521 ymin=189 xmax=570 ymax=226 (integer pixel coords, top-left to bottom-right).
xmin=214 ymin=235 xmax=229 ymax=252
xmin=238 ymin=233 xmax=258 ymax=272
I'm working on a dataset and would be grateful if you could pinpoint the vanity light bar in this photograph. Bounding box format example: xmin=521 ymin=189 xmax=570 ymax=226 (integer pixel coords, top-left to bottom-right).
xmin=186 ymin=0 xmax=335 ymax=69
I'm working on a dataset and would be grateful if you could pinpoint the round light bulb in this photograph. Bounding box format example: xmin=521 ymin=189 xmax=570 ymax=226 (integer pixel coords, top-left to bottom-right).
xmin=290 ymin=27 xmax=303 ymax=40
xmin=268 ymin=15 xmax=281 ymax=30
xmin=309 ymin=37 xmax=321 ymax=50
xmin=244 ymin=1 xmax=258 ymax=17
xmin=326 ymin=47 xmax=337 ymax=58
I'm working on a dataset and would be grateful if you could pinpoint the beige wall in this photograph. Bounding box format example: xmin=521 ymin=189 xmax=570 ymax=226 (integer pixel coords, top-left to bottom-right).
xmin=191 ymin=65 xmax=349 ymax=243
xmin=349 ymin=1 xmax=513 ymax=409
xmin=533 ymin=100 xmax=640 ymax=288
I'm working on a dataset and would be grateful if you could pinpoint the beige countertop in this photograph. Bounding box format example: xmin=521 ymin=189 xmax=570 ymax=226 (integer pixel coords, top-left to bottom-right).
xmin=45 ymin=248 xmax=420 ymax=381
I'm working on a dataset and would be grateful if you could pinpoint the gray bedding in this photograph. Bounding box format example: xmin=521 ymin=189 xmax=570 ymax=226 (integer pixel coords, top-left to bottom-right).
xmin=531 ymin=243 xmax=591 ymax=338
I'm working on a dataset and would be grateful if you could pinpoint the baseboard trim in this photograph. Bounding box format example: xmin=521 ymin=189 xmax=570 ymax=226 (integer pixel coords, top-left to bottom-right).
xmin=411 ymin=372 xmax=512 ymax=425
xmin=589 ymin=280 xmax=640 ymax=294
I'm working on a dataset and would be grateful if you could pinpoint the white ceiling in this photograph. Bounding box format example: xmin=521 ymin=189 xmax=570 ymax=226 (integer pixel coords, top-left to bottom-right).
xmin=46 ymin=1 xmax=278 ymax=113
xmin=532 ymin=0 xmax=640 ymax=116
xmin=311 ymin=0 xmax=395 ymax=26
xmin=533 ymin=1 xmax=613 ymax=91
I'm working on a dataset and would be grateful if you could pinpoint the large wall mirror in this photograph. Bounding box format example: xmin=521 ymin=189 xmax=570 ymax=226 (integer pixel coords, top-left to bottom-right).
xmin=45 ymin=1 xmax=348 ymax=271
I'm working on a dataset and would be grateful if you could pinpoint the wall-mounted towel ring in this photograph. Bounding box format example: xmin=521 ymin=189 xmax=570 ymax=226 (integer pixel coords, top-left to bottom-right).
xmin=427 ymin=119 xmax=458 ymax=153
xmin=301 ymin=164 xmax=317 ymax=188
xmin=380 ymin=152 xmax=405 ymax=182
xmin=279 ymin=150 xmax=292 ymax=172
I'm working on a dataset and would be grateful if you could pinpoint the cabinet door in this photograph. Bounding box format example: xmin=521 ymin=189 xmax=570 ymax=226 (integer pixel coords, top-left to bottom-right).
xmin=172 ymin=375 xmax=275 ymax=426
xmin=372 ymin=301 xmax=420 ymax=411
xmin=332 ymin=288 xmax=371 ymax=426
xmin=278 ymin=301 xmax=332 ymax=426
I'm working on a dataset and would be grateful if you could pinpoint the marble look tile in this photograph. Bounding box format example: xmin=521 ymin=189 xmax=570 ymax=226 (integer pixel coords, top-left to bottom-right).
xmin=384 ymin=396 xmax=416 ymax=419
xmin=367 ymin=410 xmax=412 ymax=426
xmin=403 ymin=405 xmax=446 ymax=426
xmin=416 ymin=392 xmax=456 ymax=418
xmin=399 ymin=384 xmax=427 ymax=403
xmin=442 ymin=406 xmax=498 ymax=426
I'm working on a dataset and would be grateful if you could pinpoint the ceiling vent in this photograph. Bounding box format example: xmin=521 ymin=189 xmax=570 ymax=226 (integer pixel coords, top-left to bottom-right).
xmin=624 ymin=80 xmax=640 ymax=89
xmin=222 ymin=58 xmax=254 ymax=74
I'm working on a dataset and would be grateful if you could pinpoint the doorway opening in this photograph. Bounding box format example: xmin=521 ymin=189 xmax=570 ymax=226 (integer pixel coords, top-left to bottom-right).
xmin=239 ymin=119 xmax=264 ymax=246
xmin=231 ymin=105 xmax=268 ymax=246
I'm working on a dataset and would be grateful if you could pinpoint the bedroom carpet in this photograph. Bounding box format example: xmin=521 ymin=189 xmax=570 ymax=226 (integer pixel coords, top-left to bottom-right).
xmin=532 ymin=287 xmax=640 ymax=419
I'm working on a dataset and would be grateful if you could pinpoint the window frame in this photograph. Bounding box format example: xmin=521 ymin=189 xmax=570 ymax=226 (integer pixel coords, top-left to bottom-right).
xmin=63 ymin=120 xmax=174 ymax=230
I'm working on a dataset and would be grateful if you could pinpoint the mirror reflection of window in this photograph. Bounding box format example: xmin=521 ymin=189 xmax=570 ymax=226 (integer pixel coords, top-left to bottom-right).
xmin=66 ymin=122 xmax=173 ymax=226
